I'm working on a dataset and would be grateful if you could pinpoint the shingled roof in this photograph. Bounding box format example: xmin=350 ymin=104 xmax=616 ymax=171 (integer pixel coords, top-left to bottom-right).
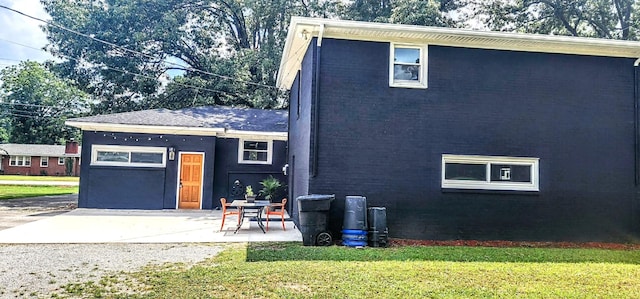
xmin=0 ymin=144 xmax=80 ymax=157
xmin=68 ymin=109 xmax=204 ymax=127
xmin=65 ymin=106 xmax=288 ymax=139
xmin=180 ymin=106 xmax=288 ymax=132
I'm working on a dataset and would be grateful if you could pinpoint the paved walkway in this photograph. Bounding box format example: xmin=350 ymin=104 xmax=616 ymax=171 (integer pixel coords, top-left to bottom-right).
xmin=0 ymin=209 xmax=301 ymax=243
xmin=0 ymin=194 xmax=301 ymax=243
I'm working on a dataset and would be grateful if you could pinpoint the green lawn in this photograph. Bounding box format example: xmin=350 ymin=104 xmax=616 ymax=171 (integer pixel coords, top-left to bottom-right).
xmin=0 ymin=185 xmax=78 ymax=200
xmin=61 ymin=242 xmax=640 ymax=298
xmin=0 ymin=175 xmax=79 ymax=182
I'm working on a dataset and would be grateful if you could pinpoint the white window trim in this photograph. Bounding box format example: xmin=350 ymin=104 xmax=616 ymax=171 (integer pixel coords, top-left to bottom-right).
xmin=58 ymin=157 xmax=65 ymax=165
xmin=441 ymin=154 xmax=539 ymax=192
xmin=238 ymin=139 xmax=273 ymax=165
xmin=40 ymin=157 xmax=49 ymax=167
xmin=9 ymin=156 xmax=31 ymax=167
xmin=91 ymin=145 xmax=167 ymax=168
xmin=389 ymin=43 xmax=428 ymax=89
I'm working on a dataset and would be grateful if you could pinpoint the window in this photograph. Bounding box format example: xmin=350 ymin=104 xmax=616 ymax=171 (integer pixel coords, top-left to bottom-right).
xmin=40 ymin=157 xmax=49 ymax=167
xmin=442 ymin=154 xmax=539 ymax=191
xmin=58 ymin=157 xmax=65 ymax=165
xmin=91 ymin=145 xmax=166 ymax=167
xmin=9 ymin=156 xmax=31 ymax=167
xmin=389 ymin=43 xmax=427 ymax=89
xmin=238 ymin=139 xmax=272 ymax=164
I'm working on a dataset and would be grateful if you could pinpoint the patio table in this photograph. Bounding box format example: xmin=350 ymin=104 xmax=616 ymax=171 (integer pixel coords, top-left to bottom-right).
xmin=230 ymin=200 xmax=271 ymax=234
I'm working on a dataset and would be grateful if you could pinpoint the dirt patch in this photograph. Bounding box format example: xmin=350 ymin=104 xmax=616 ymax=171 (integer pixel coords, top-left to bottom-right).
xmin=389 ymin=238 xmax=640 ymax=250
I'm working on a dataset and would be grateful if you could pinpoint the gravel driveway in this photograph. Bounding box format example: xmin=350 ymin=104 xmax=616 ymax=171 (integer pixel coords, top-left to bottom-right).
xmin=0 ymin=243 xmax=224 ymax=298
xmin=0 ymin=196 xmax=225 ymax=298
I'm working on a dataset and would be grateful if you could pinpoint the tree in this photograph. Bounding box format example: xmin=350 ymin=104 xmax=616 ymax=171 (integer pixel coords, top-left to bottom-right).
xmin=470 ymin=0 xmax=639 ymax=40
xmin=339 ymin=0 xmax=464 ymax=27
xmin=0 ymin=61 xmax=89 ymax=144
xmin=41 ymin=0 xmax=296 ymax=112
xmin=391 ymin=0 xmax=457 ymax=26
xmin=341 ymin=0 xmax=393 ymax=22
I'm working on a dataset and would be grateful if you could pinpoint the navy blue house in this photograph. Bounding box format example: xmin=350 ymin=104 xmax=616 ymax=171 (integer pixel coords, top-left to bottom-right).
xmin=277 ymin=17 xmax=640 ymax=242
xmin=66 ymin=106 xmax=287 ymax=210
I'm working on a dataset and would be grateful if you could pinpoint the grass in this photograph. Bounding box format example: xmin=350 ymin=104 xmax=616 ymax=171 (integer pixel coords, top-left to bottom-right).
xmin=0 ymin=185 xmax=78 ymax=200
xmin=57 ymin=242 xmax=640 ymax=298
xmin=0 ymin=175 xmax=79 ymax=182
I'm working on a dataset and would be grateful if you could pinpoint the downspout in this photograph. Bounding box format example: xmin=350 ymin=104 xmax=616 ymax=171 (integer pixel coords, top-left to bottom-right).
xmin=311 ymin=24 xmax=324 ymax=178
xmin=635 ymin=58 xmax=640 ymax=185
xmin=634 ymin=57 xmax=640 ymax=237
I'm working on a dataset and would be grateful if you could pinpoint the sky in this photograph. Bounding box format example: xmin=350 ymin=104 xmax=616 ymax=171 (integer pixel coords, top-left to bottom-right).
xmin=0 ymin=0 xmax=54 ymax=69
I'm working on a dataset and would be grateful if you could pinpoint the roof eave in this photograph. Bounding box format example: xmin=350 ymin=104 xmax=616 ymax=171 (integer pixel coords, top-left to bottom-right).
xmin=65 ymin=121 xmax=225 ymax=136
xmin=223 ymin=129 xmax=288 ymax=141
xmin=277 ymin=17 xmax=640 ymax=89
xmin=65 ymin=121 xmax=288 ymax=140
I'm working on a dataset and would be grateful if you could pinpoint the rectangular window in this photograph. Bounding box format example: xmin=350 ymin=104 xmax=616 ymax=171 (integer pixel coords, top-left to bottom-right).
xmin=389 ymin=43 xmax=428 ymax=89
xmin=58 ymin=157 xmax=65 ymax=165
xmin=238 ymin=139 xmax=273 ymax=164
xmin=91 ymin=145 xmax=166 ymax=167
xmin=442 ymin=154 xmax=539 ymax=191
xmin=9 ymin=156 xmax=31 ymax=167
xmin=40 ymin=157 xmax=49 ymax=167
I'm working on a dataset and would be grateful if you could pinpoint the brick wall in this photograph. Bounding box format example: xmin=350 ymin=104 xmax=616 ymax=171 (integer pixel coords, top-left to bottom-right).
xmin=1 ymin=156 xmax=77 ymax=176
xmin=293 ymin=38 xmax=639 ymax=242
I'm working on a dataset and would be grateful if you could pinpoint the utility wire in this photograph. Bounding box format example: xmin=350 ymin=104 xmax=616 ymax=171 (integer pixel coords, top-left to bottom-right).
xmin=0 ymin=102 xmax=66 ymax=110
xmin=0 ymin=57 xmax=24 ymax=62
xmin=0 ymin=38 xmax=250 ymax=99
xmin=0 ymin=4 xmax=278 ymax=89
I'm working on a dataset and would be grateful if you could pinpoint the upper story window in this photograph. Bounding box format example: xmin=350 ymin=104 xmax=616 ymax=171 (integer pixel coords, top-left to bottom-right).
xmin=442 ymin=154 xmax=539 ymax=192
xmin=9 ymin=156 xmax=31 ymax=167
xmin=91 ymin=145 xmax=166 ymax=168
xmin=238 ymin=139 xmax=273 ymax=165
xmin=40 ymin=157 xmax=49 ymax=167
xmin=389 ymin=43 xmax=428 ymax=89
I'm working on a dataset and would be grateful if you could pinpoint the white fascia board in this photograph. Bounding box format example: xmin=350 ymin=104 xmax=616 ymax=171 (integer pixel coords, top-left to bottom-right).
xmin=277 ymin=17 xmax=640 ymax=89
xmin=65 ymin=121 xmax=224 ymax=136
xmin=65 ymin=121 xmax=288 ymax=140
xmin=222 ymin=129 xmax=288 ymax=141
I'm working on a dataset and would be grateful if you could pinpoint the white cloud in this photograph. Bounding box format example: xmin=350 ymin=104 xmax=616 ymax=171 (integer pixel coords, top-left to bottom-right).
xmin=0 ymin=0 xmax=54 ymax=67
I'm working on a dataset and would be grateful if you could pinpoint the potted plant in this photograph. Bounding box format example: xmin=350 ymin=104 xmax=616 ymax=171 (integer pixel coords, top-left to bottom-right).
xmin=259 ymin=175 xmax=283 ymax=202
xmin=245 ymin=185 xmax=256 ymax=203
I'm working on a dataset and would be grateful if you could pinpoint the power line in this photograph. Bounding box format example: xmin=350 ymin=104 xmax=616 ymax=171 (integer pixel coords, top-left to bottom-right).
xmin=0 ymin=57 xmax=24 ymax=62
xmin=0 ymin=102 xmax=66 ymax=110
xmin=0 ymin=37 xmax=251 ymax=100
xmin=0 ymin=4 xmax=278 ymax=90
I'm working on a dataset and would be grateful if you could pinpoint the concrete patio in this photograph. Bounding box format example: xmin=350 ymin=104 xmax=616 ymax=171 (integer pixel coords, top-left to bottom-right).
xmin=0 ymin=208 xmax=302 ymax=243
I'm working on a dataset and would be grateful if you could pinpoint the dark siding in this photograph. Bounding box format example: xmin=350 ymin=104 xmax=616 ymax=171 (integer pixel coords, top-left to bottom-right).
xmin=300 ymin=38 xmax=638 ymax=242
xmin=288 ymin=42 xmax=316 ymax=222
xmin=212 ymin=138 xmax=288 ymax=206
xmin=78 ymin=131 xmax=216 ymax=209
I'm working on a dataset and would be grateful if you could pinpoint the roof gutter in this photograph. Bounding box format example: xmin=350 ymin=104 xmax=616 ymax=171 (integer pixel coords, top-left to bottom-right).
xmin=65 ymin=121 xmax=287 ymax=140
xmin=66 ymin=121 xmax=225 ymax=136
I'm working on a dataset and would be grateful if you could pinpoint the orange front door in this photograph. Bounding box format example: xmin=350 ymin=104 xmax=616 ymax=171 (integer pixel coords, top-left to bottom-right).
xmin=178 ymin=153 xmax=203 ymax=209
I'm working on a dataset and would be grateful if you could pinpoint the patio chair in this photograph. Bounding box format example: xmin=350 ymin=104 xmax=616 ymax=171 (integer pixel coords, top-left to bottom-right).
xmin=265 ymin=198 xmax=288 ymax=231
xmin=220 ymin=197 xmax=240 ymax=231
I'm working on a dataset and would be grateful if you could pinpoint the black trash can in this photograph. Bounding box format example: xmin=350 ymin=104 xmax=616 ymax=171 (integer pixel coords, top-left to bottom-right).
xmin=367 ymin=207 xmax=388 ymax=247
xmin=342 ymin=196 xmax=368 ymax=247
xmin=297 ymin=194 xmax=335 ymax=246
